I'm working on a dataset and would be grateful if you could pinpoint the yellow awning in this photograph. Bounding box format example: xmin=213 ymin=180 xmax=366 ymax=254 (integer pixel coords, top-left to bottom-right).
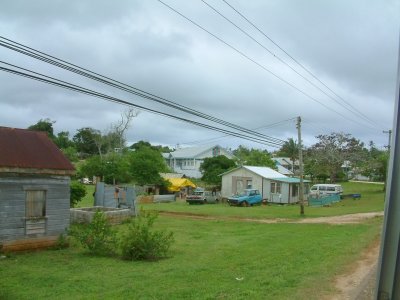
xmin=167 ymin=178 xmax=196 ymax=192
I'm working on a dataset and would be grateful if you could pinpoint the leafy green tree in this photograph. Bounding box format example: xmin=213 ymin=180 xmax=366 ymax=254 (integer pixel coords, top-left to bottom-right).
xmin=306 ymin=132 xmax=365 ymax=183
xmin=129 ymin=146 xmax=169 ymax=186
xmin=79 ymin=153 xmax=132 ymax=184
xmin=54 ymin=131 xmax=74 ymax=149
xmin=233 ymin=145 xmax=275 ymax=168
xmin=200 ymin=155 xmax=236 ymax=186
xmin=28 ymin=118 xmax=56 ymax=139
xmin=130 ymin=140 xmax=173 ymax=153
xmin=73 ymin=127 xmax=100 ymax=157
xmin=62 ymin=146 xmax=79 ymax=162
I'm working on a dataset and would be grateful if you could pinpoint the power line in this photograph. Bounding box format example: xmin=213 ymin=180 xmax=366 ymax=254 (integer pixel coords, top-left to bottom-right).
xmin=157 ymin=0 xmax=374 ymax=130
xmin=0 ymin=61 xmax=284 ymax=147
xmin=0 ymin=36 xmax=285 ymax=146
xmin=181 ymin=117 xmax=296 ymax=146
xmin=221 ymin=0 xmax=381 ymax=129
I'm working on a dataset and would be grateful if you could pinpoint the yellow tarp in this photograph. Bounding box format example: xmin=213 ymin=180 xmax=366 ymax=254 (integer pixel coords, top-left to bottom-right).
xmin=167 ymin=178 xmax=196 ymax=192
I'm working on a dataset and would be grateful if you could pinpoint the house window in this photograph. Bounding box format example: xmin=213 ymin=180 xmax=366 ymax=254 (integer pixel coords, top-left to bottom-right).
xmin=26 ymin=190 xmax=46 ymax=218
xmin=271 ymin=182 xmax=281 ymax=194
xmin=246 ymin=180 xmax=252 ymax=188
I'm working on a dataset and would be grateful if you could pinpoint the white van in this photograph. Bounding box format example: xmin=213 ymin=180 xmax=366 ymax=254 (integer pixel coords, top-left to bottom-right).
xmin=310 ymin=184 xmax=343 ymax=196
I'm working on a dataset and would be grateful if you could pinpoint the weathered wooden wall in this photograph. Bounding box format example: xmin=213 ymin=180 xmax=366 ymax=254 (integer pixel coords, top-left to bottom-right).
xmin=0 ymin=175 xmax=70 ymax=251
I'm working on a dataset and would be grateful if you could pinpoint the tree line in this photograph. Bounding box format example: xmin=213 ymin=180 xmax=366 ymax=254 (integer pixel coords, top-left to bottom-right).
xmin=27 ymin=117 xmax=388 ymax=188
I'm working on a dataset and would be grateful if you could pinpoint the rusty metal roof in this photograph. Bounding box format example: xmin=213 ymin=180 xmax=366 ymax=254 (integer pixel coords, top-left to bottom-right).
xmin=0 ymin=127 xmax=75 ymax=172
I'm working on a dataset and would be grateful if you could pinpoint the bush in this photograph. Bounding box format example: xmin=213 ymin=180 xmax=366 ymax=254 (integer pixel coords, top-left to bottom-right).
xmin=70 ymin=181 xmax=87 ymax=207
xmin=69 ymin=211 xmax=116 ymax=256
xmin=119 ymin=210 xmax=174 ymax=261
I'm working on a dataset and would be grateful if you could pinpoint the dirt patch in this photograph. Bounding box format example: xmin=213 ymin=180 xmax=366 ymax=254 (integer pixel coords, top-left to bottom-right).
xmin=158 ymin=211 xmax=383 ymax=225
xmin=330 ymin=239 xmax=381 ymax=300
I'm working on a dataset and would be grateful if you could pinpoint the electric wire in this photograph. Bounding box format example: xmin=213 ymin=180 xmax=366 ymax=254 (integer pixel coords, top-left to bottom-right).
xmin=0 ymin=61 xmax=284 ymax=147
xmin=182 ymin=117 xmax=296 ymax=146
xmin=201 ymin=0 xmax=379 ymax=128
xmin=221 ymin=0 xmax=381 ymax=129
xmin=156 ymin=0 xmax=373 ymax=130
xmin=0 ymin=36 xmax=285 ymax=146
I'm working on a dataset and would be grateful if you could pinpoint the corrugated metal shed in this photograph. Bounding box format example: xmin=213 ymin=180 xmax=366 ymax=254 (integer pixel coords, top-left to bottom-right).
xmin=0 ymin=127 xmax=75 ymax=172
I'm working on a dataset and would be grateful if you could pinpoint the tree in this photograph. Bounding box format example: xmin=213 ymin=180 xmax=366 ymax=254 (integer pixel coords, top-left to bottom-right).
xmin=306 ymin=132 xmax=365 ymax=183
xmin=54 ymin=131 xmax=74 ymax=149
xmin=200 ymin=155 xmax=236 ymax=186
xmin=129 ymin=146 xmax=169 ymax=186
xmin=28 ymin=118 xmax=55 ymax=139
xmin=73 ymin=127 xmax=101 ymax=157
xmin=110 ymin=108 xmax=139 ymax=151
xmin=233 ymin=145 xmax=276 ymax=168
xmin=79 ymin=153 xmax=132 ymax=184
xmin=277 ymin=138 xmax=298 ymax=172
xmin=130 ymin=140 xmax=172 ymax=153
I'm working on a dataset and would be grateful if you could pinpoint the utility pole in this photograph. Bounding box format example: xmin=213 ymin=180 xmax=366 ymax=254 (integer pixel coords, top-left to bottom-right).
xmin=383 ymin=130 xmax=392 ymax=152
xmin=297 ymin=116 xmax=305 ymax=216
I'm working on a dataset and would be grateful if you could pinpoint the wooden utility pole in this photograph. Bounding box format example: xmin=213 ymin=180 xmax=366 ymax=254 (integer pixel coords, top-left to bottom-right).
xmin=297 ymin=116 xmax=305 ymax=215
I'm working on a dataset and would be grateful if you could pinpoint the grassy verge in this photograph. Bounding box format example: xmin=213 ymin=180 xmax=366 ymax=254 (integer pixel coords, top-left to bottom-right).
xmin=0 ymin=215 xmax=382 ymax=299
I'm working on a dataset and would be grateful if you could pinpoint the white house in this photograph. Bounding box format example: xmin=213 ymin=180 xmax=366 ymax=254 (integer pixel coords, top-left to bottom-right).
xmin=221 ymin=165 xmax=309 ymax=204
xmin=164 ymin=145 xmax=234 ymax=178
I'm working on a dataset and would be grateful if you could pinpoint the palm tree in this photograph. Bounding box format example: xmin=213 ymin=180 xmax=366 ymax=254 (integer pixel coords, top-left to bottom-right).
xmin=278 ymin=138 xmax=298 ymax=173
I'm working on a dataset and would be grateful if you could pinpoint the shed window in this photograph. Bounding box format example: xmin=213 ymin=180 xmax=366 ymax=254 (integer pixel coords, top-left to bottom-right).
xmin=26 ymin=190 xmax=46 ymax=218
xmin=291 ymin=185 xmax=298 ymax=197
xmin=271 ymin=182 xmax=281 ymax=194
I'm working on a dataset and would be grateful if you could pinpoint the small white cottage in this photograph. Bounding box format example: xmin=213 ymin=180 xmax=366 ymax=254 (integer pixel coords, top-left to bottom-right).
xmin=221 ymin=165 xmax=309 ymax=204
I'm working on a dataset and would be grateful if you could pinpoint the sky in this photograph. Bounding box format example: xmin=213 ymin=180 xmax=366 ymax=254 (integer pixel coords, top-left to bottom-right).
xmin=0 ymin=0 xmax=399 ymax=152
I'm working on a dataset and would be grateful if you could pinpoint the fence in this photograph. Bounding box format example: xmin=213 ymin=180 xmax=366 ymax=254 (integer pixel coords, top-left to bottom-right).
xmin=308 ymin=193 xmax=341 ymax=207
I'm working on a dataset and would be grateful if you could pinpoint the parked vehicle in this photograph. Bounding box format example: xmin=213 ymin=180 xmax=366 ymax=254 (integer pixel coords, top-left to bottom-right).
xmin=227 ymin=189 xmax=263 ymax=207
xmin=186 ymin=188 xmax=219 ymax=204
xmin=80 ymin=178 xmax=92 ymax=184
xmin=309 ymin=184 xmax=343 ymax=196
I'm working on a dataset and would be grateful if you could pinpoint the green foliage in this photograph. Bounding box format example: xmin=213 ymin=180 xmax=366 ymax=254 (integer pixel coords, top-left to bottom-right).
xmin=70 ymin=181 xmax=87 ymax=207
xmin=62 ymin=146 xmax=79 ymax=162
xmin=233 ymin=145 xmax=276 ymax=168
xmin=130 ymin=140 xmax=172 ymax=153
xmin=28 ymin=118 xmax=56 ymax=139
xmin=200 ymin=155 xmax=236 ymax=186
xmin=119 ymin=210 xmax=174 ymax=260
xmin=129 ymin=146 xmax=169 ymax=186
xmin=73 ymin=127 xmax=100 ymax=156
xmin=305 ymin=132 xmax=365 ymax=183
xmin=53 ymin=234 xmax=69 ymax=250
xmin=69 ymin=211 xmax=116 ymax=256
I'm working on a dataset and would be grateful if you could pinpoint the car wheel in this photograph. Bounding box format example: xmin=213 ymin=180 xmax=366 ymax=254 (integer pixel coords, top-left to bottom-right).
xmin=241 ymin=201 xmax=248 ymax=207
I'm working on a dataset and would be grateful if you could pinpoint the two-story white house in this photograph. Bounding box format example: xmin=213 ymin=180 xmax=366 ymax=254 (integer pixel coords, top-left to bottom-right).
xmin=164 ymin=145 xmax=234 ymax=178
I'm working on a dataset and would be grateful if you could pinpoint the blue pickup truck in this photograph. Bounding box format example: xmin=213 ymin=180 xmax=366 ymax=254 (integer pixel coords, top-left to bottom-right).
xmin=227 ymin=189 xmax=263 ymax=207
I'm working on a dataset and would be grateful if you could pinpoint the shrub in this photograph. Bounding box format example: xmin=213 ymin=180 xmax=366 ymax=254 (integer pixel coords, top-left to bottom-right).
xmin=69 ymin=211 xmax=116 ymax=256
xmin=70 ymin=181 xmax=87 ymax=207
xmin=119 ymin=210 xmax=174 ymax=261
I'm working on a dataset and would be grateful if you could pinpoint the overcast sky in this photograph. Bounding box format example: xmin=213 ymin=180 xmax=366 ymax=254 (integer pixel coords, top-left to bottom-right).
xmin=1 ymin=0 xmax=399 ymax=151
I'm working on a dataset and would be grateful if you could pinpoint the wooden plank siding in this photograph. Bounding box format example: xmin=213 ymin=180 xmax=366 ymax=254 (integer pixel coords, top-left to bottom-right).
xmin=0 ymin=175 xmax=70 ymax=251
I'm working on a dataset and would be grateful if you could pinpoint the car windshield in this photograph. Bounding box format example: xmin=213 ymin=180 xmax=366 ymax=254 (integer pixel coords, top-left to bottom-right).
xmin=193 ymin=192 xmax=203 ymax=196
xmin=238 ymin=190 xmax=253 ymax=196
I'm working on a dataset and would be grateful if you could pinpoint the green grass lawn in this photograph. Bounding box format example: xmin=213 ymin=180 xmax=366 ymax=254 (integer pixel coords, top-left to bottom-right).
xmin=0 ymin=215 xmax=382 ymax=300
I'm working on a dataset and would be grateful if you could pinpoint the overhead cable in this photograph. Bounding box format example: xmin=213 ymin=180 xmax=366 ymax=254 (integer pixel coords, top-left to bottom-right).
xmin=0 ymin=61 xmax=284 ymax=147
xmin=0 ymin=36 xmax=285 ymax=146
xmin=221 ymin=0 xmax=381 ymax=129
xmin=157 ymin=0 xmax=375 ymax=130
xmin=202 ymin=0 xmax=379 ymax=128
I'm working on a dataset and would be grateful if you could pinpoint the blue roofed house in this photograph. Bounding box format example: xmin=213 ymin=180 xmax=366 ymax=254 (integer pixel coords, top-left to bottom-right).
xmin=221 ymin=165 xmax=309 ymax=204
xmin=164 ymin=145 xmax=234 ymax=178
